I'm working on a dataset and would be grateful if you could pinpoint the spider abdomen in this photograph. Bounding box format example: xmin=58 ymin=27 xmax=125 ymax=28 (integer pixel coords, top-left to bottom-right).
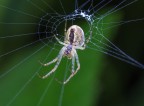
xmin=66 ymin=25 xmax=85 ymax=46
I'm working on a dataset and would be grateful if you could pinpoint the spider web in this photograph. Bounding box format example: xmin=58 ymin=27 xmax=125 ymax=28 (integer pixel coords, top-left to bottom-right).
xmin=0 ymin=0 xmax=144 ymax=106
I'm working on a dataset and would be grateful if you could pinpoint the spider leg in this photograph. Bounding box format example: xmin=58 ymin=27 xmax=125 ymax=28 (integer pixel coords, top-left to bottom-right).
xmin=63 ymin=51 xmax=80 ymax=84
xmin=39 ymin=58 xmax=58 ymax=66
xmin=55 ymin=56 xmax=75 ymax=84
xmin=74 ymin=45 xmax=85 ymax=50
xmin=64 ymin=19 xmax=67 ymax=36
xmin=41 ymin=47 xmax=65 ymax=79
xmin=54 ymin=34 xmax=67 ymax=46
xmin=72 ymin=54 xmax=75 ymax=73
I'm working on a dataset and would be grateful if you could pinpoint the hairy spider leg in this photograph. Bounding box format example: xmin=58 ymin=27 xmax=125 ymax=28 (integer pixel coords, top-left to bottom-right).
xmin=41 ymin=47 xmax=65 ymax=79
xmin=63 ymin=50 xmax=80 ymax=84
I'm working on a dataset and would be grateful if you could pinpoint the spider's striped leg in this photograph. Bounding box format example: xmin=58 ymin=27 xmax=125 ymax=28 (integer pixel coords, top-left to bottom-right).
xmin=41 ymin=47 xmax=65 ymax=79
xmin=39 ymin=58 xmax=58 ymax=66
xmin=64 ymin=51 xmax=80 ymax=84
xmin=38 ymin=58 xmax=58 ymax=78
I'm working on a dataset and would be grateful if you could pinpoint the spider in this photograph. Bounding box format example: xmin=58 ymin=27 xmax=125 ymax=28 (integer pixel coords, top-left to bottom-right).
xmin=39 ymin=24 xmax=92 ymax=84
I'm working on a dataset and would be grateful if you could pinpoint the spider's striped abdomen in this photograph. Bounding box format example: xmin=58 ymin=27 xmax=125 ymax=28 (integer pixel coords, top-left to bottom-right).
xmin=65 ymin=25 xmax=85 ymax=47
